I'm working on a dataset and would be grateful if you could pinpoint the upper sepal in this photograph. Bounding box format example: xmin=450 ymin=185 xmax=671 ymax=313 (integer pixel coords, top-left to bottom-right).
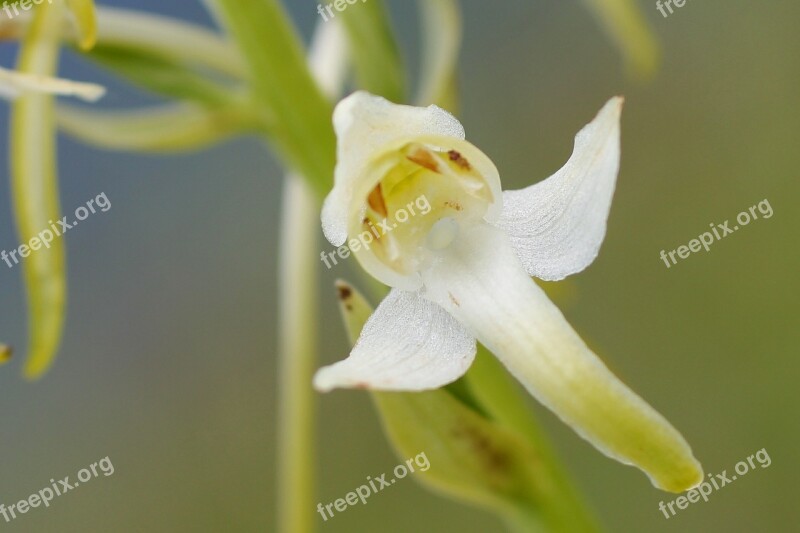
xmin=322 ymin=91 xmax=465 ymax=246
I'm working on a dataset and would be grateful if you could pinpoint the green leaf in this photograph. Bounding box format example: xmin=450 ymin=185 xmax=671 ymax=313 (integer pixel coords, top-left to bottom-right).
xmin=92 ymin=6 xmax=245 ymax=79
xmin=416 ymin=0 xmax=461 ymax=110
xmin=333 ymin=281 xmax=600 ymax=532
xmin=0 ymin=7 xmax=245 ymax=79
xmin=207 ymin=0 xmax=336 ymax=198
xmin=339 ymin=0 xmax=406 ymax=102
xmin=56 ymin=103 xmax=253 ymax=152
xmin=65 ymin=0 xmax=97 ymax=50
xmin=85 ymin=44 xmax=239 ymax=107
xmin=10 ymin=3 xmax=67 ymax=380
xmin=582 ymin=0 xmax=660 ymax=79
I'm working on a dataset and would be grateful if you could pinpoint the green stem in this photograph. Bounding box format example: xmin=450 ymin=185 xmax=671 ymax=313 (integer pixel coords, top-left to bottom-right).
xmin=502 ymin=503 xmax=550 ymax=533
xmin=208 ymin=0 xmax=335 ymax=197
xmin=276 ymin=175 xmax=319 ymax=533
xmin=11 ymin=0 xmax=67 ymax=379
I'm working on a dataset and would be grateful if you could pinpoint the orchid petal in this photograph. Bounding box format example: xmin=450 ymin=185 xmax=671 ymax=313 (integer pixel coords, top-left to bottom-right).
xmin=56 ymin=103 xmax=247 ymax=152
xmin=65 ymin=0 xmax=98 ymax=50
xmin=0 ymin=66 xmax=105 ymax=102
xmin=495 ymin=97 xmax=622 ymax=281
xmin=421 ymin=222 xmax=703 ymax=492
xmin=314 ymin=288 xmax=476 ymax=392
xmin=322 ymin=91 xmax=465 ymax=246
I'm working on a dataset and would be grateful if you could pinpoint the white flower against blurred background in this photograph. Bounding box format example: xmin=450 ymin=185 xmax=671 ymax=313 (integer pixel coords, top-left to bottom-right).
xmin=314 ymin=91 xmax=703 ymax=493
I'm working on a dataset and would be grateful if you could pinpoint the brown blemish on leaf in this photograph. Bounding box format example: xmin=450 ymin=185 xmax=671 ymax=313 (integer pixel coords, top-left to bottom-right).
xmin=448 ymin=150 xmax=471 ymax=170
xmin=451 ymin=423 xmax=512 ymax=475
xmin=407 ymin=148 xmax=440 ymax=173
xmin=367 ymin=183 xmax=388 ymax=217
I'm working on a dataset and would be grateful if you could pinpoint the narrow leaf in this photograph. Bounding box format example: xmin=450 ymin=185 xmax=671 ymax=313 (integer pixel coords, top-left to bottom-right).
xmin=86 ymin=44 xmax=238 ymax=107
xmin=208 ymin=0 xmax=335 ymax=197
xmin=65 ymin=0 xmax=97 ymax=50
xmin=416 ymin=0 xmax=461 ymax=110
xmin=10 ymin=3 xmax=67 ymax=379
xmin=0 ymin=7 xmax=245 ymax=79
xmin=57 ymin=103 xmax=251 ymax=152
xmin=339 ymin=0 xmax=405 ymax=102
xmin=582 ymin=0 xmax=659 ymax=78
xmin=91 ymin=6 xmax=245 ymax=79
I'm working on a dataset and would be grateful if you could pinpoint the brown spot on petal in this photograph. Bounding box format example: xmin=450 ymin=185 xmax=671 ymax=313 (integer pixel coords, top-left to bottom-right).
xmin=448 ymin=150 xmax=471 ymax=170
xmin=444 ymin=201 xmax=463 ymax=211
xmin=448 ymin=292 xmax=460 ymax=307
xmin=367 ymin=183 xmax=388 ymax=217
xmin=407 ymin=148 xmax=440 ymax=173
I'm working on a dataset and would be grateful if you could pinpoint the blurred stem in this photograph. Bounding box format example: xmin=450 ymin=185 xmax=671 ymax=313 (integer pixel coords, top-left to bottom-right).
xmin=339 ymin=0 xmax=405 ymax=102
xmin=208 ymin=0 xmax=335 ymax=198
xmin=277 ymin=175 xmax=319 ymax=533
xmin=503 ymin=504 xmax=549 ymax=533
xmin=11 ymin=1 xmax=66 ymax=379
xmin=274 ymin=20 xmax=348 ymax=533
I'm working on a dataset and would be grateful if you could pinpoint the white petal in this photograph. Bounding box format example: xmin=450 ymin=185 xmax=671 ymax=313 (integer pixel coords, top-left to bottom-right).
xmin=313 ymin=288 xmax=476 ymax=392
xmin=494 ymin=97 xmax=623 ymax=280
xmin=322 ymin=91 xmax=466 ymax=246
xmin=421 ymin=222 xmax=703 ymax=492
xmin=0 ymin=67 xmax=105 ymax=102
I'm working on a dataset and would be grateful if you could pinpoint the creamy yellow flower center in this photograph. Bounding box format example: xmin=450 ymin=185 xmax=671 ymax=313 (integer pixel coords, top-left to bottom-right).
xmin=348 ymin=138 xmax=501 ymax=289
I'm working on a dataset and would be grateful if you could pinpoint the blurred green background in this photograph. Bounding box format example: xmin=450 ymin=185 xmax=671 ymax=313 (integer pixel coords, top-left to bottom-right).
xmin=0 ymin=0 xmax=798 ymax=531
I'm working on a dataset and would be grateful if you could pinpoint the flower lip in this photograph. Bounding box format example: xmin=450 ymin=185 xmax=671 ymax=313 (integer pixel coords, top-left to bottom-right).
xmin=322 ymin=92 xmax=467 ymax=248
xmin=345 ymin=134 xmax=503 ymax=290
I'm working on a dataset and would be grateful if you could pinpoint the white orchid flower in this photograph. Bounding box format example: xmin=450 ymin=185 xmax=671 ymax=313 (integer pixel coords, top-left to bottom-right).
xmin=314 ymin=91 xmax=702 ymax=493
xmin=0 ymin=66 xmax=105 ymax=101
